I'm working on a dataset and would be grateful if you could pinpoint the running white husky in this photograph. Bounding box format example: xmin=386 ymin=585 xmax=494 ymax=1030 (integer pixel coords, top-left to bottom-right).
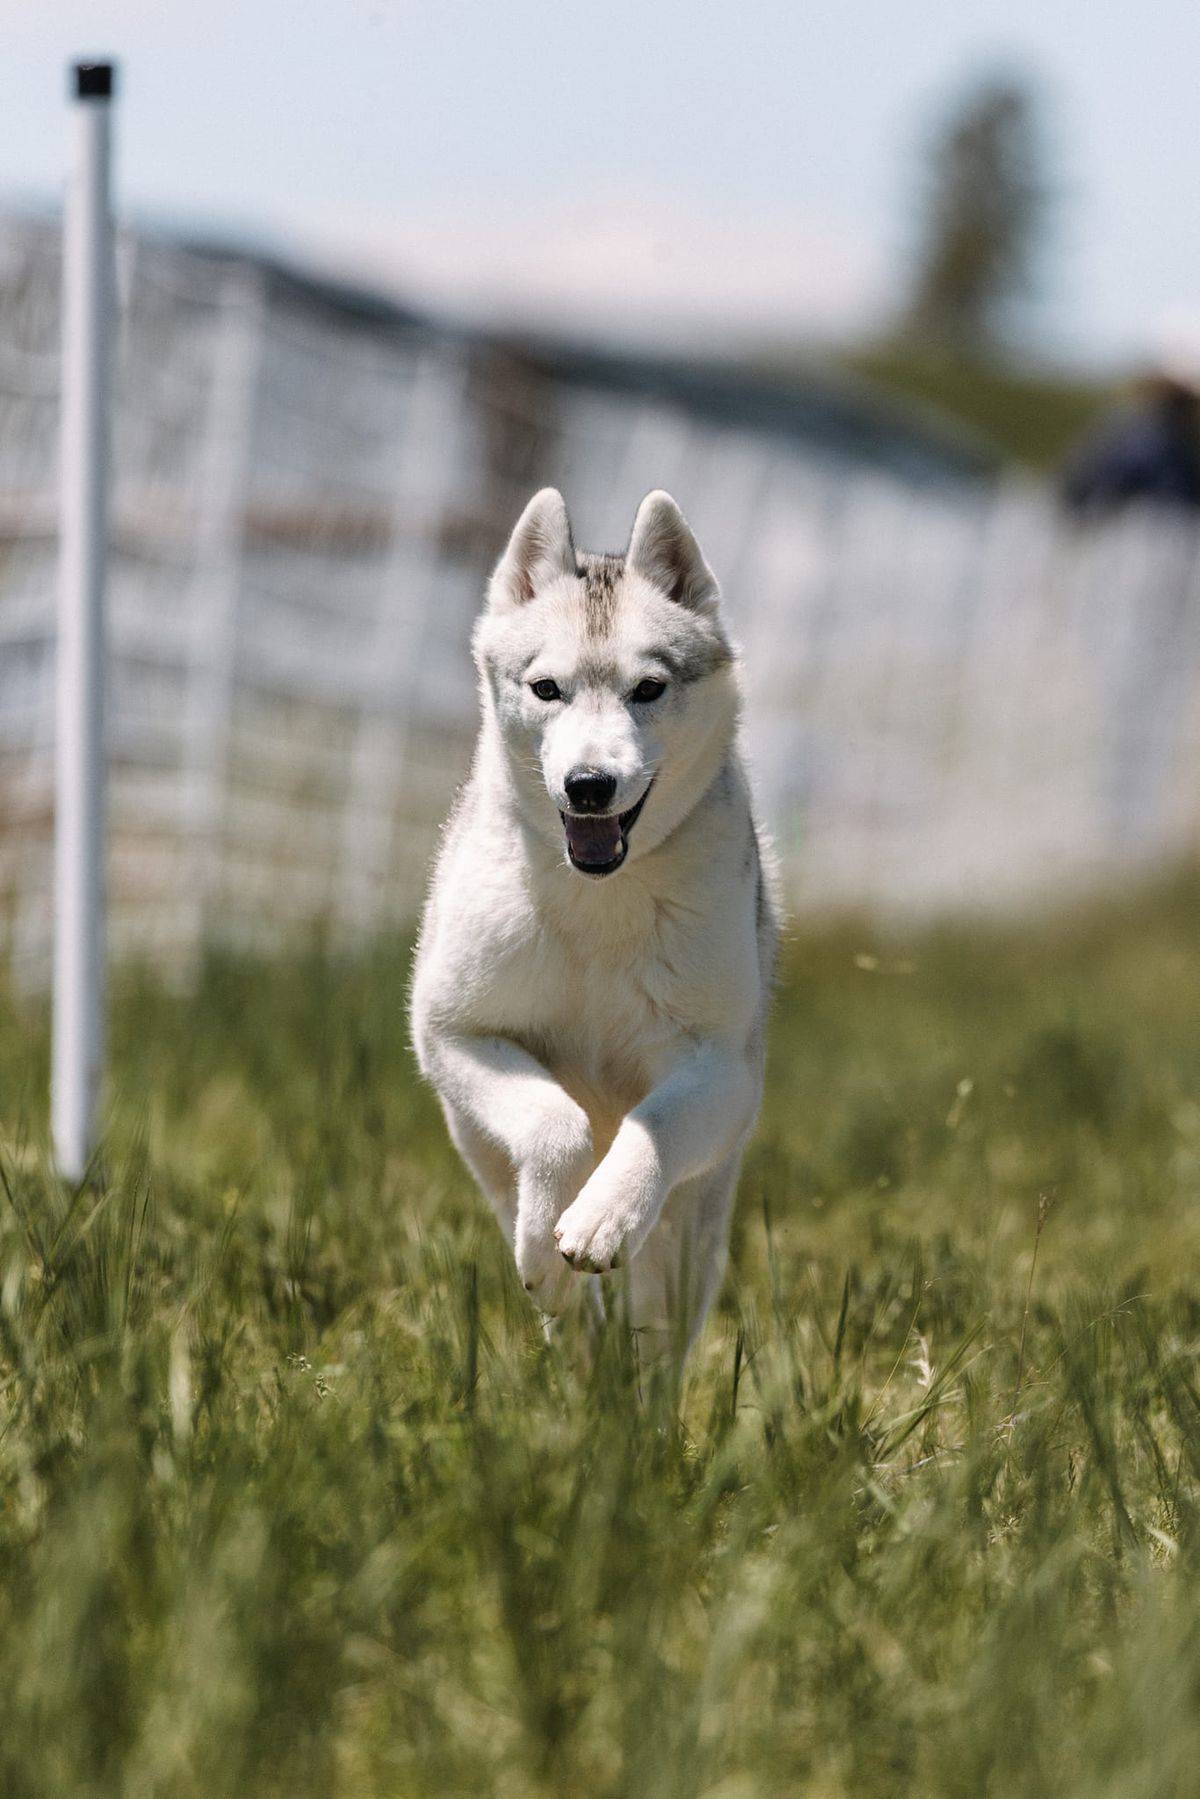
xmin=410 ymin=488 xmax=777 ymax=1356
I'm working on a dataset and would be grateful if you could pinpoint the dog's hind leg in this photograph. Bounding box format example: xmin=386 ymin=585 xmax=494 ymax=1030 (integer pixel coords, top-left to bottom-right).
xmin=624 ymin=1152 xmax=742 ymax=1368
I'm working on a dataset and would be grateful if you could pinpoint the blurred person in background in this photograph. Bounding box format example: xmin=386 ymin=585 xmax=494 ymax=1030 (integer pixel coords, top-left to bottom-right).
xmin=1061 ymin=342 xmax=1200 ymax=515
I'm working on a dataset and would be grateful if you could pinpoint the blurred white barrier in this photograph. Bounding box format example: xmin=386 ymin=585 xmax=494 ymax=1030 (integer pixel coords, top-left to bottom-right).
xmin=2 ymin=214 xmax=1200 ymax=984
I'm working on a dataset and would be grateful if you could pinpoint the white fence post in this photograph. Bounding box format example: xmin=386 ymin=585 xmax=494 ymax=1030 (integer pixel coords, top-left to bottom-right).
xmin=53 ymin=61 xmax=115 ymax=1180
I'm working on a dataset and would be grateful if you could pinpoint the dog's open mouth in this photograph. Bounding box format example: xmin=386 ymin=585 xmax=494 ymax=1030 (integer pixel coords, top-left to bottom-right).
xmin=560 ymin=784 xmax=652 ymax=877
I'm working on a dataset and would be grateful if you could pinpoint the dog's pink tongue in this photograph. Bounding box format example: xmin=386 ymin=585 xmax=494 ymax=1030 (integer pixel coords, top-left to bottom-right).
xmin=564 ymin=813 xmax=622 ymax=865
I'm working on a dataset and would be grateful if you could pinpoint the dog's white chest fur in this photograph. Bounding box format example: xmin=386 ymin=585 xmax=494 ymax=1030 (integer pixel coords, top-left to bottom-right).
xmin=425 ymin=784 xmax=761 ymax=1133
xmin=410 ymin=488 xmax=776 ymax=1356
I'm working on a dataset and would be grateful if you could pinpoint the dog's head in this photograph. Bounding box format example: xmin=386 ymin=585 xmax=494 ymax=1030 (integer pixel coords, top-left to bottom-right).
xmin=473 ymin=488 xmax=738 ymax=877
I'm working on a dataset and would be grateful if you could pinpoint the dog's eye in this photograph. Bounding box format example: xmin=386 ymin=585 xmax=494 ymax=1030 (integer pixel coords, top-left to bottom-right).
xmin=631 ymin=678 xmax=667 ymax=704
xmin=530 ymin=678 xmax=562 ymax=702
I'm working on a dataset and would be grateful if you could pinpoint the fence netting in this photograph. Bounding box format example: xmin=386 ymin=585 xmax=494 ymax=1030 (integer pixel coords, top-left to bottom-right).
xmin=2 ymin=214 xmax=1199 ymax=982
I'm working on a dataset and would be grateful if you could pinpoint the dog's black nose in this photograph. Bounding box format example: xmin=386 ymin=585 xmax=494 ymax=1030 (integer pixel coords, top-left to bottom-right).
xmin=564 ymin=768 xmax=617 ymax=813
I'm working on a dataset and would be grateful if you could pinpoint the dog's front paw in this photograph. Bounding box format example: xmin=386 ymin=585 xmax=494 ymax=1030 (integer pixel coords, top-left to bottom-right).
xmin=554 ymin=1198 xmax=630 ymax=1274
xmin=556 ymin=1134 xmax=664 ymax=1273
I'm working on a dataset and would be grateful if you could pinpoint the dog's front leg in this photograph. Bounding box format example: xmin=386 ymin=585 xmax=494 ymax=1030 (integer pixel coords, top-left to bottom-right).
xmin=554 ymin=1040 xmax=756 ymax=1274
xmin=424 ymin=1031 xmax=595 ymax=1313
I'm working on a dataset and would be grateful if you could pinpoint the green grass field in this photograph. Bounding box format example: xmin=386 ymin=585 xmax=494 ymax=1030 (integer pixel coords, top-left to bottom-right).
xmin=1 ymin=872 xmax=1199 ymax=1797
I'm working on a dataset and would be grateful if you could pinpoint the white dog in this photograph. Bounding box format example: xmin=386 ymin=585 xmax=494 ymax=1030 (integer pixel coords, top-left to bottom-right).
xmin=410 ymin=488 xmax=776 ymax=1357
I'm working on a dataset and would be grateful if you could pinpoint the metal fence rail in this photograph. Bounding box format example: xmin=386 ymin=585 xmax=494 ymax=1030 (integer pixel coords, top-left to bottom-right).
xmin=2 ymin=214 xmax=1200 ymax=982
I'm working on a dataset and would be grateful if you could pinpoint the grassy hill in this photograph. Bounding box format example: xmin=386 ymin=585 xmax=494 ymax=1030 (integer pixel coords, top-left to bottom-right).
xmin=842 ymin=342 xmax=1117 ymax=473
xmin=0 ymin=873 xmax=1198 ymax=1795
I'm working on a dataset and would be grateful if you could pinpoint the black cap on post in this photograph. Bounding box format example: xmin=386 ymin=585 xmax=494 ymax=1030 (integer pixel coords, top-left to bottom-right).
xmin=73 ymin=62 xmax=116 ymax=101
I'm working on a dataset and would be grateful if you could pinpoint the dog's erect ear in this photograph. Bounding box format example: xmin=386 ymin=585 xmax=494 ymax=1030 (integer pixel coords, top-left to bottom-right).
xmin=626 ymin=490 xmax=719 ymax=616
xmin=488 ymin=488 xmax=576 ymax=612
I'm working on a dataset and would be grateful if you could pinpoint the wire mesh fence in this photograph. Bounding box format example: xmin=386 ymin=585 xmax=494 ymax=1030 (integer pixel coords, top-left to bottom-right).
xmin=2 ymin=212 xmax=1200 ymax=983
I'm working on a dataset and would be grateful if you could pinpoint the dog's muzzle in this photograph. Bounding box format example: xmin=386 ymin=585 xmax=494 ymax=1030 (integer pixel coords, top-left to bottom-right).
xmin=560 ymin=782 xmax=653 ymax=877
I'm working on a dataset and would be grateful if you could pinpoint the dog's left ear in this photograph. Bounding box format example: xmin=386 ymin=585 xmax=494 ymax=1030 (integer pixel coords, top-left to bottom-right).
xmin=626 ymin=491 xmax=719 ymax=616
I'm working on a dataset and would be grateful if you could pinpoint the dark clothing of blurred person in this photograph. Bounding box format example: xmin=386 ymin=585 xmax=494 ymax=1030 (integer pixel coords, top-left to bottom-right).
xmin=1061 ymin=378 xmax=1200 ymax=516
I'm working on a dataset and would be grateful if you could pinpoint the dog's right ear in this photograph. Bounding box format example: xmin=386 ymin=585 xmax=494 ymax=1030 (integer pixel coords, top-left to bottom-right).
xmin=487 ymin=488 xmax=576 ymax=613
xmin=626 ymin=490 xmax=720 ymax=617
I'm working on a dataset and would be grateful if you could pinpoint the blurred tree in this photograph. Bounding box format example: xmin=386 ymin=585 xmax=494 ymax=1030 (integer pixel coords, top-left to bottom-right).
xmin=905 ymin=74 xmax=1049 ymax=353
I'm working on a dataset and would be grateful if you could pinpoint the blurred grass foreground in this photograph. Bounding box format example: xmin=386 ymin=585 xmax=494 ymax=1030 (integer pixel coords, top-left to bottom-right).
xmin=1 ymin=871 xmax=1199 ymax=1796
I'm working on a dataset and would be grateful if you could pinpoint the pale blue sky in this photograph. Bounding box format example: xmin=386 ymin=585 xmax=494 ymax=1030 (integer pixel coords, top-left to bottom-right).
xmin=4 ymin=0 xmax=1198 ymax=365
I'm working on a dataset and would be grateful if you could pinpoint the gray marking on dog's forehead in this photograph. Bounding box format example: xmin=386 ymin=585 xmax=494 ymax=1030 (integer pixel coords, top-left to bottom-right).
xmin=575 ymin=550 xmax=625 ymax=639
xmin=479 ymin=548 xmax=735 ymax=688
xmin=573 ymin=548 xmax=734 ymax=682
